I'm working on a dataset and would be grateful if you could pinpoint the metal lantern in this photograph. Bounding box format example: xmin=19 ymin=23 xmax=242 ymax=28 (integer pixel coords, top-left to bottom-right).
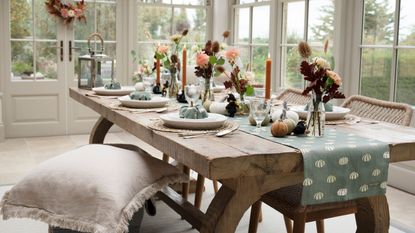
xmin=78 ymin=33 xmax=115 ymax=89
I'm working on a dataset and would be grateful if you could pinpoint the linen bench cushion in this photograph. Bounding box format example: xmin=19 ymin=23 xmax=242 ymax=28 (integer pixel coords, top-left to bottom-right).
xmin=0 ymin=144 xmax=188 ymax=233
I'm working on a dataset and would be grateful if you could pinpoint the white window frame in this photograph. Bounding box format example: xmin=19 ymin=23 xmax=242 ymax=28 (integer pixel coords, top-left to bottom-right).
xmin=348 ymin=0 xmax=415 ymax=104
xmin=128 ymin=0 xmax=213 ymax=84
xmin=231 ymin=0 xmax=271 ymax=84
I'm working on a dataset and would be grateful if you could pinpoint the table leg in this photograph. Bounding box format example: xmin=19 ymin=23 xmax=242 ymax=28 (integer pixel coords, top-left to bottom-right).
xmin=355 ymin=195 xmax=389 ymax=233
xmin=194 ymin=174 xmax=205 ymax=209
xmin=181 ymin=166 xmax=190 ymax=200
xmin=89 ymin=117 xmax=114 ymax=144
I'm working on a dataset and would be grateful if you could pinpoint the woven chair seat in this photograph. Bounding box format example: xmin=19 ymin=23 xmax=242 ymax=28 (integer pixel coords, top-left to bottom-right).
xmin=262 ymin=185 xmax=357 ymax=222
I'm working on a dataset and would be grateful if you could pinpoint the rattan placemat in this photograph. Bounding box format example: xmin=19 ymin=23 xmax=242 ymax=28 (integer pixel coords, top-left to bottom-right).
xmin=148 ymin=119 xmax=239 ymax=134
xmin=109 ymin=102 xmax=179 ymax=113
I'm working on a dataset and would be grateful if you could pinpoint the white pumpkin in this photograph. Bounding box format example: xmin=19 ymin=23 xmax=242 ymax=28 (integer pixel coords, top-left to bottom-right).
xmin=271 ymin=108 xmax=299 ymax=123
xmin=209 ymin=102 xmax=229 ymax=115
xmin=134 ymin=82 xmax=145 ymax=91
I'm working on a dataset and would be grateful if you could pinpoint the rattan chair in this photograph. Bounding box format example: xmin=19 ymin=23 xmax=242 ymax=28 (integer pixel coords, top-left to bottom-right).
xmin=249 ymin=94 xmax=413 ymax=233
xmin=276 ymin=88 xmax=311 ymax=106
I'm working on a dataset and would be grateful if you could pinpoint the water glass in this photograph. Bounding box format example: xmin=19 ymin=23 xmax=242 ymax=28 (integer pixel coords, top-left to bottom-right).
xmin=250 ymin=98 xmax=271 ymax=134
xmin=143 ymin=76 xmax=156 ymax=94
xmin=184 ymin=84 xmax=201 ymax=107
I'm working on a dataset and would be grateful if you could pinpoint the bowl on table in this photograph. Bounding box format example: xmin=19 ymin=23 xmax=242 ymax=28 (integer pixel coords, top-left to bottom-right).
xmin=290 ymin=105 xmax=351 ymax=121
xmin=160 ymin=113 xmax=227 ymax=130
xmin=92 ymin=86 xmax=135 ymax=96
xmin=118 ymin=95 xmax=169 ymax=108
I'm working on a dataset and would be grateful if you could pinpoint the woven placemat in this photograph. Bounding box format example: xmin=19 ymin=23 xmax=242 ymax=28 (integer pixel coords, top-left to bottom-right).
xmin=109 ymin=102 xmax=179 ymax=113
xmin=326 ymin=114 xmax=361 ymax=125
xmin=148 ymin=119 xmax=239 ymax=134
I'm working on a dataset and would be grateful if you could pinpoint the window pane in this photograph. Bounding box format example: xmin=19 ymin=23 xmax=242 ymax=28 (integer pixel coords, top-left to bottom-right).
xmin=10 ymin=0 xmax=33 ymax=39
xmin=172 ymin=0 xmax=205 ymax=5
xmin=137 ymin=6 xmax=172 ymax=41
xmin=173 ymin=8 xmax=206 ymax=41
xmin=252 ymin=46 xmax=269 ymax=84
xmin=237 ymin=46 xmax=251 ymax=70
xmin=396 ymin=49 xmax=415 ymax=105
xmin=11 ymin=41 xmax=33 ymax=80
xmin=311 ymin=47 xmax=334 ymax=69
xmin=360 ymin=48 xmax=392 ymax=100
xmin=236 ymin=8 xmax=250 ymax=43
xmin=36 ymin=42 xmax=58 ymax=80
xmin=281 ymin=46 xmax=303 ymax=89
xmin=308 ymin=0 xmax=334 ymax=44
xmin=75 ymin=5 xmax=95 ymax=40
xmin=96 ymin=3 xmax=117 ymax=41
xmin=34 ymin=0 xmax=56 ymax=40
xmin=239 ymin=0 xmax=256 ymax=4
xmin=252 ymin=5 xmax=270 ymax=44
xmin=398 ymin=0 xmax=415 ymax=46
xmin=362 ymin=0 xmax=395 ymax=45
xmin=282 ymin=1 xmax=305 ymax=44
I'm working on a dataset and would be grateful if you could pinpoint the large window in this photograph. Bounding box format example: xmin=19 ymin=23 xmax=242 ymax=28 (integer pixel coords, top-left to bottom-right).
xmin=280 ymin=0 xmax=335 ymax=88
xmin=74 ymin=0 xmax=117 ymax=80
xmin=359 ymin=0 xmax=415 ymax=105
xmin=136 ymin=0 xmax=208 ymax=65
xmin=10 ymin=0 xmax=58 ymax=80
xmin=233 ymin=0 xmax=270 ymax=85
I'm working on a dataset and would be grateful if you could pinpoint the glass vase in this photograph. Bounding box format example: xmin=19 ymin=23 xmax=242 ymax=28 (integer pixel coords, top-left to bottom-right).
xmin=237 ymin=95 xmax=250 ymax=116
xmin=306 ymin=92 xmax=325 ymax=137
xmin=202 ymin=77 xmax=214 ymax=103
xmin=168 ymin=67 xmax=179 ymax=99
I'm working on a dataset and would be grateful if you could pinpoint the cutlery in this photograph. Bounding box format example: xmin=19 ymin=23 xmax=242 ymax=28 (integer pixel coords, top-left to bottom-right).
xmin=215 ymin=127 xmax=239 ymax=137
xmin=86 ymin=93 xmax=118 ymax=99
xmin=179 ymin=127 xmax=239 ymax=139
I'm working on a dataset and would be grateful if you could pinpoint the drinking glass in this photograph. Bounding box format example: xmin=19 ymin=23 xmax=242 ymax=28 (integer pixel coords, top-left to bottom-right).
xmin=143 ymin=76 xmax=156 ymax=94
xmin=184 ymin=84 xmax=201 ymax=107
xmin=249 ymin=98 xmax=271 ymax=134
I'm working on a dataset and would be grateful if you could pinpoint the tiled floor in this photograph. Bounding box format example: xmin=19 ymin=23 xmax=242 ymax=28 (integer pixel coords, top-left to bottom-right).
xmin=0 ymin=132 xmax=414 ymax=232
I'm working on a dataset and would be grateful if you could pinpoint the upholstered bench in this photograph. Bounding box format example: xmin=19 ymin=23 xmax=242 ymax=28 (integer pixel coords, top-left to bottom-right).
xmin=0 ymin=144 xmax=188 ymax=233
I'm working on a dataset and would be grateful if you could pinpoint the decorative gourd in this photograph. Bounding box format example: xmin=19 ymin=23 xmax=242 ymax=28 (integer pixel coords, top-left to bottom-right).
xmin=104 ymin=80 xmax=121 ymax=90
xmin=249 ymin=114 xmax=271 ymax=126
xmin=134 ymin=82 xmax=145 ymax=91
xmin=209 ymin=102 xmax=228 ymax=115
xmin=129 ymin=91 xmax=152 ymax=100
xmin=271 ymin=102 xmax=299 ymax=123
xmin=179 ymin=105 xmax=208 ymax=119
xmin=203 ymin=100 xmax=212 ymax=112
xmin=293 ymin=121 xmax=307 ymax=135
xmin=283 ymin=118 xmax=296 ymax=134
xmin=271 ymin=120 xmax=288 ymax=137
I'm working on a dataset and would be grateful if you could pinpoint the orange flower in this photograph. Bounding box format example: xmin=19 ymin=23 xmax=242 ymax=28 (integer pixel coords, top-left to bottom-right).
xmin=157 ymin=45 xmax=169 ymax=54
xmin=225 ymin=48 xmax=240 ymax=61
xmin=196 ymin=52 xmax=209 ymax=68
xmin=326 ymin=70 xmax=342 ymax=86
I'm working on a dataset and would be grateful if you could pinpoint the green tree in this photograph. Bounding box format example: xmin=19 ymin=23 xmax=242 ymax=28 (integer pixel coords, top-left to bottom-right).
xmin=309 ymin=0 xmax=334 ymax=42
xmin=363 ymin=0 xmax=394 ymax=44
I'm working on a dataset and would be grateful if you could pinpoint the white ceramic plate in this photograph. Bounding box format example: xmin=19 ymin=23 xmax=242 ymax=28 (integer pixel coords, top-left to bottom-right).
xmin=291 ymin=105 xmax=351 ymax=121
xmin=92 ymin=86 xmax=135 ymax=96
xmin=118 ymin=95 xmax=169 ymax=108
xmin=160 ymin=113 xmax=227 ymax=130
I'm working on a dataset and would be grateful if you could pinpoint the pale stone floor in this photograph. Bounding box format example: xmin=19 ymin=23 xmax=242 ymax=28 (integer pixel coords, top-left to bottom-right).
xmin=0 ymin=132 xmax=414 ymax=233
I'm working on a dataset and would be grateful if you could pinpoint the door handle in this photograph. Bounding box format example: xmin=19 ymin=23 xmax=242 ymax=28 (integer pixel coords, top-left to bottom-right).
xmin=69 ymin=40 xmax=81 ymax=62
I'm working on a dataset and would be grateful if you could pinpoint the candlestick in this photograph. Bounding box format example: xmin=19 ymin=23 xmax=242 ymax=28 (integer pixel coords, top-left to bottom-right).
xmin=182 ymin=46 xmax=187 ymax=89
xmin=265 ymin=58 xmax=272 ymax=99
xmin=156 ymin=58 xmax=160 ymax=84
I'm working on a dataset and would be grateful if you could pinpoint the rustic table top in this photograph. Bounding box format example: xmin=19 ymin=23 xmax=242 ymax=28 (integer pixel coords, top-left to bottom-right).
xmin=70 ymin=87 xmax=415 ymax=180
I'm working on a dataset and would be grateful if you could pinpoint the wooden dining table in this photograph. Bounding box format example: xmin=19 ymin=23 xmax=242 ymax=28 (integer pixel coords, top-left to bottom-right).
xmin=70 ymin=87 xmax=415 ymax=233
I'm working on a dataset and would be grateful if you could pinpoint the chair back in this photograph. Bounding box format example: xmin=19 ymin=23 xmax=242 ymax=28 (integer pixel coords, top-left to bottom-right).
xmin=341 ymin=95 xmax=413 ymax=126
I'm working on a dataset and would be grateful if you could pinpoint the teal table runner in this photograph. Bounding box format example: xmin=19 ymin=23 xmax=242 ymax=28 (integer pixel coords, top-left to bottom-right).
xmin=232 ymin=117 xmax=390 ymax=205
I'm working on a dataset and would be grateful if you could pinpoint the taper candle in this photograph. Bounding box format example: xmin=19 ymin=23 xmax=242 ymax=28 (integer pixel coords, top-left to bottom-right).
xmin=182 ymin=46 xmax=187 ymax=88
xmin=265 ymin=58 xmax=272 ymax=99
xmin=156 ymin=58 xmax=160 ymax=84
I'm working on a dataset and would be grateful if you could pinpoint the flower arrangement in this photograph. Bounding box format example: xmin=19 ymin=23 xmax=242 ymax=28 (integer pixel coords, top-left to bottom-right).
xmin=45 ymin=0 xmax=86 ymax=24
xmin=221 ymin=47 xmax=254 ymax=100
xmin=154 ymin=29 xmax=188 ymax=70
xmin=298 ymin=41 xmax=345 ymax=103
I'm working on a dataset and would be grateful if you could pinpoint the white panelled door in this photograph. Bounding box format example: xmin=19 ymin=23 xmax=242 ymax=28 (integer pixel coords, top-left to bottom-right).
xmin=3 ymin=0 xmax=118 ymax=137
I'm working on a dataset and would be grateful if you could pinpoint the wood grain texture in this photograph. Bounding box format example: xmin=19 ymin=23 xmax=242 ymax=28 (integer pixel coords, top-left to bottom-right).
xmin=89 ymin=117 xmax=113 ymax=144
xmin=355 ymin=195 xmax=390 ymax=233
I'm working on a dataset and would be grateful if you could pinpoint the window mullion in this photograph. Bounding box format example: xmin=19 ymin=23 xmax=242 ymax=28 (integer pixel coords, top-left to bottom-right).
xmin=304 ymin=0 xmax=309 ymax=42
xmin=32 ymin=1 xmax=37 ymax=80
xmin=249 ymin=6 xmax=254 ymax=71
xmin=390 ymin=0 xmax=401 ymax=101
